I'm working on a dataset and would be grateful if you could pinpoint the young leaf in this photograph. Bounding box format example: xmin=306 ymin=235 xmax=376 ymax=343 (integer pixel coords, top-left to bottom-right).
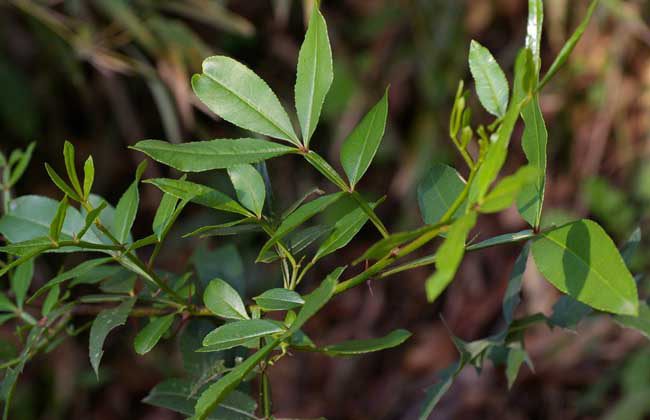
xmin=468 ymin=40 xmax=509 ymax=117
xmin=114 ymin=161 xmax=146 ymax=243
xmin=468 ymin=49 xmax=535 ymax=204
xmin=203 ymin=278 xmax=249 ymax=320
xmin=89 ymin=297 xmax=136 ymax=377
xmin=11 ymin=258 xmax=33 ymax=308
xmin=227 ymin=164 xmax=265 ymax=218
xmin=321 ymin=329 xmax=411 ymax=357
xmin=145 ymin=178 xmax=249 ymax=216
xmin=417 ymin=164 xmax=466 ymax=225
xmin=288 ymin=266 xmax=344 ymax=334
xmin=194 ymin=338 xmax=280 ymax=420
xmin=133 ymin=138 xmax=295 ymax=172
xmin=339 ymin=89 xmax=389 ymax=189
xmin=539 ymin=0 xmax=599 ymax=89
xmin=516 ymin=98 xmax=548 ymax=227
xmin=201 ymin=319 xmax=283 ymax=351
xmin=192 ymin=56 xmax=300 ymax=145
xmin=83 ymin=156 xmax=95 ymax=199
xmin=7 ymin=142 xmax=35 ymax=187
xmin=134 ymin=314 xmax=175 ymax=355
xmin=531 ymin=219 xmax=638 ymax=315
xmin=49 ymin=196 xmax=69 ymax=242
xmin=253 ymin=288 xmax=304 ymax=311
xmin=480 ymin=166 xmax=538 ymax=213
xmin=257 ymin=192 xmax=344 ymax=261
xmin=425 ymin=212 xmax=477 ymax=302
xmin=44 ymin=164 xmax=81 ymax=201
xmin=63 ymin=141 xmax=82 ymax=197
xmin=143 ymin=379 xmax=257 ymax=420
xmin=295 ymin=4 xmax=333 ymax=146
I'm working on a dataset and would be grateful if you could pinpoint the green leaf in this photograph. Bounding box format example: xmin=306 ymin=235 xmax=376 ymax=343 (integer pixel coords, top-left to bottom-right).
xmin=7 ymin=142 xmax=35 ymax=187
xmin=0 ymin=292 xmax=16 ymax=312
xmin=133 ymin=138 xmax=295 ymax=172
xmin=419 ymin=362 xmax=464 ymax=419
xmin=539 ymin=0 xmax=599 ymax=90
xmin=89 ymin=297 xmax=136 ymax=377
xmin=531 ymin=219 xmax=638 ymax=315
xmin=417 ymin=164 xmax=466 ymax=225
xmin=145 ymin=178 xmax=249 ymax=216
xmin=615 ymin=302 xmax=650 ymax=340
xmin=480 ymin=166 xmax=538 ymax=213
xmin=468 ymin=48 xmax=535 ymax=204
xmin=303 ymin=151 xmax=349 ymax=191
xmin=621 ymin=227 xmax=642 ymax=267
xmin=314 ymin=198 xmax=383 ymax=261
xmin=44 ymin=164 xmax=81 ymax=201
xmin=549 ymin=295 xmax=592 ymax=330
xmin=201 ymin=319 xmax=283 ymax=351
xmin=114 ymin=161 xmax=146 ymax=243
xmin=227 ymin=164 xmax=265 ymax=218
xmin=78 ymin=201 xmax=107 ymax=240
xmin=134 ymin=314 xmax=175 ymax=355
xmin=257 ymin=192 xmax=344 ymax=261
xmin=288 ymin=267 xmax=343 ymax=334
xmin=526 ymin=0 xmax=544 ymax=71
xmin=11 ymin=258 xmax=33 ymax=308
xmin=466 ymin=229 xmax=535 ymax=251
xmin=0 ymin=195 xmax=101 ymax=245
xmin=49 ymin=196 xmax=69 ymax=242
xmin=63 ymin=141 xmax=82 ymax=197
xmin=516 ymin=98 xmax=548 ymax=227
xmin=41 ymin=284 xmax=59 ymax=317
xmin=468 ymin=40 xmax=509 ymax=117
xmin=83 ymin=156 xmax=95 ymax=200
xmin=353 ymin=226 xmax=430 ymax=264
xmin=192 ymin=56 xmax=299 ymax=145
xmin=194 ymin=338 xmax=280 ymax=420
xmin=144 ymin=379 xmax=257 ymax=420
xmin=339 ymin=89 xmax=389 ymax=188
xmin=505 ymin=345 xmax=528 ymax=389
xmin=503 ymin=243 xmax=530 ymax=325
xmin=425 ymin=212 xmax=477 ymax=302
xmin=203 ymin=278 xmax=249 ymax=320
xmin=152 ymin=192 xmax=179 ymax=240
xmin=253 ymin=289 xmax=304 ymax=311
xmin=322 ymin=329 xmax=411 ymax=357
xmin=183 ymin=219 xmax=259 ymax=239
xmin=295 ymin=4 xmax=333 ymax=146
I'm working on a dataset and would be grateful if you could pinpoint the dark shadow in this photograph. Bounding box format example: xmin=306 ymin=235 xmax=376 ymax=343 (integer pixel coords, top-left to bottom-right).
xmin=564 ymin=221 xmax=591 ymax=298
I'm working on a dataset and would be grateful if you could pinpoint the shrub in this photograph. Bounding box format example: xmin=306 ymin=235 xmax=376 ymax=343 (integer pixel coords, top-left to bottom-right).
xmin=0 ymin=0 xmax=642 ymax=419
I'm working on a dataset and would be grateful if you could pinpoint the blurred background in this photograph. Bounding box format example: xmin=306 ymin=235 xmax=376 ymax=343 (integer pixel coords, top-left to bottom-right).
xmin=1 ymin=0 xmax=650 ymax=419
